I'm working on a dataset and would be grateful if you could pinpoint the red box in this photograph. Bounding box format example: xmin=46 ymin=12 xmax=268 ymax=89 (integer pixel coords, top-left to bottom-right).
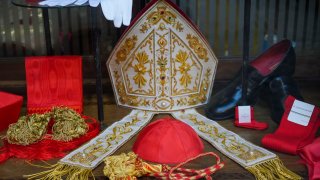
xmin=0 ymin=91 xmax=23 ymax=131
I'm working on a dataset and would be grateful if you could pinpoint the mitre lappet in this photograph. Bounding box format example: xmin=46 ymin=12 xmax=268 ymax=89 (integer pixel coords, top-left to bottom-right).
xmin=27 ymin=0 xmax=301 ymax=179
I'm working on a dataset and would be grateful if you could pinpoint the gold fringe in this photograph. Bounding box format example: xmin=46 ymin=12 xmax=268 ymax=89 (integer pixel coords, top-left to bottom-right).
xmin=246 ymin=157 xmax=302 ymax=180
xmin=24 ymin=163 xmax=94 ymax=180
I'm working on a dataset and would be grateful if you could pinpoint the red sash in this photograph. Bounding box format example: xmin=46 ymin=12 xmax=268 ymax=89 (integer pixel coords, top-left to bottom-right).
xmin=262 ymin=95 xmax=320 ymax=155
xmin=298 ymin=138 xmax=320 ymax=180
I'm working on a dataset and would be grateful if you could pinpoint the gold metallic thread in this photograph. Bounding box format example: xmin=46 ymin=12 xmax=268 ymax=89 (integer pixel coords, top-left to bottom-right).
xmin=6 ymin=107 xmax=88 ymax=145
xmin=51 ymin=107 xmax=88 ymax=142
xmin=7 ymin=113 xmax=51 ymax=146
xmin=103 ymin=152 xmax=164 ymax=180
xmin=246 ymin=158 xmax=301 ymax=180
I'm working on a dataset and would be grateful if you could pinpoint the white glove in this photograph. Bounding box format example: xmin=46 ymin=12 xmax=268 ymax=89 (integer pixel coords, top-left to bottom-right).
xmin=74 ymin=0 xmax=88 ymax=5
xmin=40 ymin=0 xmax=85 ymax=6
xmin=117 ymin=0 xmax=132 ymax=26
xmin=89 ymin=0 xmax=100 ymax=7
xmin=39 ymin=0 xmax=78 ymax=6
xmin=39 ymin=0 xmax=133 ymax=28
xmin=39 ymin=0 xmax=62 ymax=6
xmin=101 ymin=0 xmax=132 ymax=28
xmin=113 ymin=0 xmax=122 ymax=27
xmin=121 ymin=0 xmax=132 ymax=26
xmin=101 ymin=0 xmax=115 ymax=21
xmin=59 ymin=0 xmax=77 ymax=6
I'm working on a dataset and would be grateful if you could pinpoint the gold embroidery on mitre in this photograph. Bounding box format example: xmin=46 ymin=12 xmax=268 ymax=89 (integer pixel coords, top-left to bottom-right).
xmin=175 ymin=50 xmax=192 ymax=87
xmin=122 ymin=31 xmax=155 ymax=96
xmin=186 ymin=34 xmax=209 ymax=61
xmin=133 ymin=52 xmax=149 ymax=88
xmin=116 ymin=35 xmax=138 ymax=64
xmin=140 ymin=6 xmax=184 ymax=33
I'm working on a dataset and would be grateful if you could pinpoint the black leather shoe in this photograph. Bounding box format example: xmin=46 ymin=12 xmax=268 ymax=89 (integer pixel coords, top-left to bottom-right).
xmin=205 ymin=39 xmax=295 ymax=120
xmin=264 ymin=76 xmax=303 ymax=124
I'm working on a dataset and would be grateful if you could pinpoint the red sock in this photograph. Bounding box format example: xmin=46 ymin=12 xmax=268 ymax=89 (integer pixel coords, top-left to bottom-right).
xmin=262 ymin=95 xmax=320 ymax=155
xmin=234 ymin=106 xmax=268 ymax=130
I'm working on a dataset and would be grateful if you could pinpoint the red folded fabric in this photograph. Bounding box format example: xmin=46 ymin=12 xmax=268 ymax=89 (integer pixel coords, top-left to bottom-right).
xmin=25 ymin=56 xmax=83 ymax=114
xmin=298 ymin=138 xmax=320 ymax=180
xmin=234 ymin=106 xmax=268 ymax=130
xmin=262 ymin=96 xmax=320 ymax=155
xmin=0 ymin=92 xmax=23 ymax=132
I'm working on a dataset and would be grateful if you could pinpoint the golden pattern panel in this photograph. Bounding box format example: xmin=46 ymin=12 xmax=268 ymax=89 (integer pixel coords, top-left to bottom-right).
xmin=186 ymin=114 xmax=267 ymax=163
xmin=114 ymin=71 xmax=150 ymax=107
xmin=116 ymin=35 xmax=138 ymax=64
xmin=187 ymin=69 xmax=211 ymax=105
xmin=175 ymin=50 xmax=192 ymax=87
xmin=157 ymin=55 xmax=169 ymax=96
xmin=68 ymin=114 xmax=141 ymax=166
xmin=123 ymin=31 xmax=155 ymax=96
xmin=133 ymin=52 xmax=150 ymax=88
xmin=140 ymin=6 xmax=184 ymax=33
xmin=186 ymin=34 xmax=209 ymax=62
xmin=170 ymin=30 xmax=202 ymax=96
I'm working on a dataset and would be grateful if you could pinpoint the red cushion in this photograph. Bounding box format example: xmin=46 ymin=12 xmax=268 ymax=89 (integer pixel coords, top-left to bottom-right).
xmin=0 ymin=92 xmax=23 ymax=131
xmin=25 ymin=56 xmax=83 ymax=114
xmin=133 ymin=117 xmax=204 ymax=164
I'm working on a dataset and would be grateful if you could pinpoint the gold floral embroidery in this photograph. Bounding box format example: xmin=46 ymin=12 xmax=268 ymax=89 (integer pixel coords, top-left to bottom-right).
xmin=116 ymin=35 xmax=138 ymax=64
xmin=186 ymin=114 xmax=267 ymax=162
xmin=186 ymin=34 xmax=208 ymax=61
xmin=68 ymin=114 xmax=141 ymax=166
xmin=175 ymin=50 xmax=192 ymax=87
xmin=157 ymin=55 xmax=168 ymax=96
xmin=133 ymin=52 xmax=149 ymax=88
xmin=187 ymin=69 xmax=210 ymax=105
xmin=69 ymin=152 xmax=98 ymax=166
xmin=140 ymin=6 xmax=183 ymax=33
xmin=114 ymin=71 xmax=149 ymax=107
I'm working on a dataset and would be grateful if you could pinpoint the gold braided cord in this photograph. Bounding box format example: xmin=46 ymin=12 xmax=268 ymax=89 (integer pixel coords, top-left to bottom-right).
xmin=52 ymin=107 xmax=88 ymax=142
xmin=103 ymin=152 xmax=164 ymax=180
xmin=24 ymin=163 xmax=93 ymax=180
xmin=7 ymin=113 xmax=51 ymax=146
xmin=6 ymin=107 xmax=88 ymax=146
xmin=246 ymin=157 xmax=302 ymax=180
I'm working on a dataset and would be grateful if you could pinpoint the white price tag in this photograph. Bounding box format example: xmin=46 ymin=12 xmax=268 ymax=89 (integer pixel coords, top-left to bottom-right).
xmin=288 ymin=99 xmax=315 ymax=126
xmin=238 ymin=106 xmax=251 ymax=123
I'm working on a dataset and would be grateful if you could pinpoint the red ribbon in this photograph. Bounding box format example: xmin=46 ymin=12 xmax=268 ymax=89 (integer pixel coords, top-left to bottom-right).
xmin=298 ymin=137 xmax=320 ymax=180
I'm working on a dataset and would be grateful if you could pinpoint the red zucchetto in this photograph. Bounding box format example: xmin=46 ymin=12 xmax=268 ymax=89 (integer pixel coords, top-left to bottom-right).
xmin=133 ymin=117 xmax=204 ymax=164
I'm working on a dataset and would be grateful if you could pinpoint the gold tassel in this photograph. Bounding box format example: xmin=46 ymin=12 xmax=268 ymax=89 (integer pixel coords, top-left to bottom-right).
xmin=24 ymin=163 xmax=94 ymax=180
xmin=246 ymin=157 xmax=302 ymax=180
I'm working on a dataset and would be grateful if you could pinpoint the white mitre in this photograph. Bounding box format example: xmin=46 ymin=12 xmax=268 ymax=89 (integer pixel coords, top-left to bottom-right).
xmin=107 ymin=0 xmax=218 ymax=112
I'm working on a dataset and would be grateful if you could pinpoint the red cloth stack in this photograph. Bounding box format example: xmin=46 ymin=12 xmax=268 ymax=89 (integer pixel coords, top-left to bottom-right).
xmin=0 ymin=92 xmax=23 ymax=132
xmin=262 ymin=95 xmax=320 ymax=155
xmin=25 ymin=56 xmax=83 ymax=114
